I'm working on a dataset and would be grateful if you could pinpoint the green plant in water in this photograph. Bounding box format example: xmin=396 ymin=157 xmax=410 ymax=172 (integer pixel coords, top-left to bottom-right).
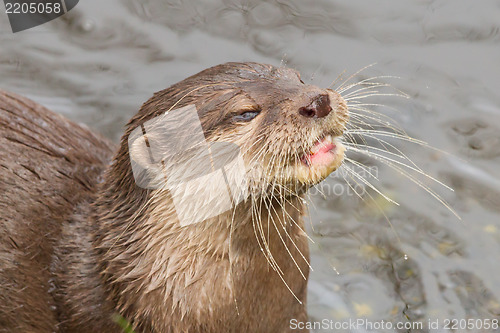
xmin=112 ymin=313 xmax=136 ymax=333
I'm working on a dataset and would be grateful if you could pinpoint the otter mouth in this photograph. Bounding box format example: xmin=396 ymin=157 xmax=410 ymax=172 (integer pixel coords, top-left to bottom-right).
xmin=295 ymin=134 xmax=346 ymax=184
xmin=301 ymin=135 xmax=340 ymax=167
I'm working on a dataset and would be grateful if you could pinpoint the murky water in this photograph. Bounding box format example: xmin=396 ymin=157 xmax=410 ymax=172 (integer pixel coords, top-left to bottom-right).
xmin=1 ymin=0 xmax=500 ymax=331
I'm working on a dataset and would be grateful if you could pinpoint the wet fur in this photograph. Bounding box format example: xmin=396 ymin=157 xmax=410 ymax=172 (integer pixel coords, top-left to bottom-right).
xmin=0 ymin=90 xmax=115 ymax=332
xmin=0 ymin=63 xmax=348 ymax=332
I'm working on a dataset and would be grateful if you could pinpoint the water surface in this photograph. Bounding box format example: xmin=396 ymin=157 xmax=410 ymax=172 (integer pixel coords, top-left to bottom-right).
xmin=1 ymin=1 xmax=500 ymax=331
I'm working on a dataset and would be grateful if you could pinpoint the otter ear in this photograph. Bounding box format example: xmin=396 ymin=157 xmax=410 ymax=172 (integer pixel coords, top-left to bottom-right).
xmin=128 ymin=125 xmax=164 ymax=189
xmin=127 ymin=104 xmax=210 ymax=190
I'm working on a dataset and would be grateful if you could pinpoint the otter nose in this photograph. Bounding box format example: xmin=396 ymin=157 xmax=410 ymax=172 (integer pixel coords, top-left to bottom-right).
xmin=298 ymin=94 xmax=332 ymax=118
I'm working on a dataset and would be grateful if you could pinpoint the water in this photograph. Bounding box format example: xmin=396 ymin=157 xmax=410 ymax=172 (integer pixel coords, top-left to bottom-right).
xmin=1 ymin=1 xmax=500 ymax=331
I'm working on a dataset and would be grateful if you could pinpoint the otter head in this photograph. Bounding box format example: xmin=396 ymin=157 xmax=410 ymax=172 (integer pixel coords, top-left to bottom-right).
xmin=94 ymin=62 xmax=349 ymax=331
xmin=208 ymin=63 xmax=349 ymax=193
xmin=126 ymin=62 xmax=348 ymax=218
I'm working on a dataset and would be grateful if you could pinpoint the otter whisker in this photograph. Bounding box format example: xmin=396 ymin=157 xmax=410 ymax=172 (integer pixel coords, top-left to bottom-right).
xmin=334 ymin=63 xmax=378 ymax=91
xmin=344 ymin=142 xmax=419 ymax=173
xmin=347 ymin=104 xmax=408 ymax=131
xmin=345 ymin=92 xmax=409 ymax=102
xmin=346 ymin=129 xmax=428 ymax=146
xmin=342 ymin=83 xmax=393 ymax=99
xmin=311 ymin=182 xmax=329 ymax=200
xmin=166 ymin=82 xmax=235 ymax=113
xmin=346 ymin=144 xmax=452 ymax=191
xmin=348 ymin=110 xmax=406 ymax=136
xmin=328 ymin=69 xmax=347 ymax=89
xmin=353 ymin=131 xmax=458 ymax=172
xmin=262 ymin=191 xmax=306 ymax=304
xmin=252 ymin=195 xmax=282 ymax=274
xmin=228 ymin=200 xmax=241 ymax=315
xmin=257 ymin=196 xmax=281 ymax=271
xmin=302 ymin=191 xmax=318 ymax=236
xmin=347 ymin=102 xmax=406 ymax=121
xmin=343 ymin=132 xmax=424 ymax=174
xmin=263 ymin=196 xmax=309 ymax=280
xmin=250 ymin=199 xmax=269 ymax=262
xmin=309 ymin=62 xmax=325 ymax=83
xmin=260 ymin=195 xmax=286 ymax=275
xmin=338 ymin=166 xmax=368 ymax=202
xmin=245 ymin=133 xmax=287 ymax=275
xmin=259 ymin=140 xmax=315 ymax=280
xmin=347 ymin=116 xmax=405 ymax=138
xmin=344 ymin=123 xmax=371 ymax=147
xmin=342 ymin=163 xmax=399 ymax=206
xmin=344 ymin=157 xmax=380 ymax=180
xmin=273 ymin=184 xmax=315 ymax=244
xmin=338 ymin=75 xmax=404 ymax=95
xmin=340 ymin=165 xmax=404 ymax=246
xmin=271 ymin=183 xmax=315 ymax=244
xmin=346 ymin=146 xmax=459 ymax=219
xmin=342 ymin=128 xmax=366 ymax=148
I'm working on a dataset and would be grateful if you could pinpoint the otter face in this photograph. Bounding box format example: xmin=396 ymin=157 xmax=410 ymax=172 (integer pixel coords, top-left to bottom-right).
xmin=128 ymin=62 xmax=348 ymax=200
xmin=192 ymin=63 xmax=349 ymax=194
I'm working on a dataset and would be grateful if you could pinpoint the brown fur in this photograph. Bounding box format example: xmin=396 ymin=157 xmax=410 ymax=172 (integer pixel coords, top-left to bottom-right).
xmin=0 ymin=89 xmax=115 ymax=332
xmin=0 ymin=63 xmax=348 ymax=332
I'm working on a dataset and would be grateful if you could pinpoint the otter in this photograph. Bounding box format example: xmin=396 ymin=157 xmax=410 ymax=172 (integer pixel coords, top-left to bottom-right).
xmin=0 ymin=62 xmax=348 ymax=332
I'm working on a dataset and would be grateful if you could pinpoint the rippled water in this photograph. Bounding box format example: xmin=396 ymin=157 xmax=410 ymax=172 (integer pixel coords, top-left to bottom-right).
xmin=1 ymin=1 xmax=500 ymax=332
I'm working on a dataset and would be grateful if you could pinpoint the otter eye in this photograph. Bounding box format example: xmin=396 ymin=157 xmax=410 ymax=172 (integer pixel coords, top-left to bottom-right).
xmin=233 ymin=110 xmax=260 ymax=122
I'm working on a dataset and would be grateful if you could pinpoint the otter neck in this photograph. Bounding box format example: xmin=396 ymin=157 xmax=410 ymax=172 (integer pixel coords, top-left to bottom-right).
xmin=91 ymin=149 xmax=310 ymax=330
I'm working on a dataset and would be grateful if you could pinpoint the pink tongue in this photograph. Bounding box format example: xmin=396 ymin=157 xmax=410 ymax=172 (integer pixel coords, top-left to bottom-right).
xmin=316 ymin=142 xmax=335 ymax=155
xmin=303 ymin=140 xmax=336 ymax=166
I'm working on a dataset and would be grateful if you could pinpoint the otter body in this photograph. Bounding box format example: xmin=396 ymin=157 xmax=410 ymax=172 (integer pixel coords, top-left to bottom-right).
xmin=0 ymin=90 xmax=115 ymax=332
xmin=0 ymin=63 xmax=348 ymax=332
